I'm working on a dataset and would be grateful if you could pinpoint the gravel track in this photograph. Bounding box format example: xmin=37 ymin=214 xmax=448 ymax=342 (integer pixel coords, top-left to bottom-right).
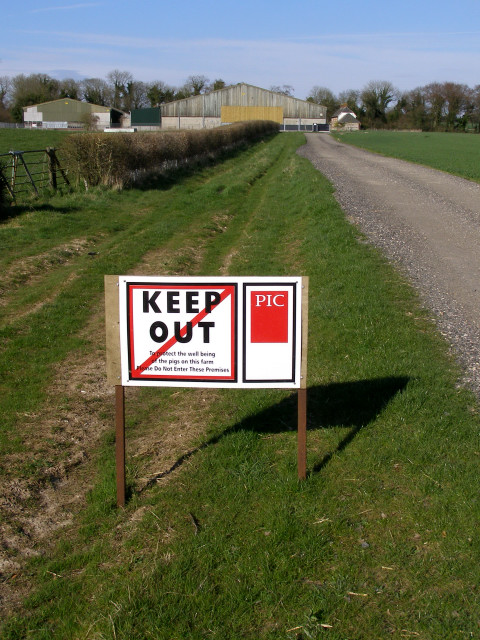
xmin=298 ymin=133 xmax=480 ymax=401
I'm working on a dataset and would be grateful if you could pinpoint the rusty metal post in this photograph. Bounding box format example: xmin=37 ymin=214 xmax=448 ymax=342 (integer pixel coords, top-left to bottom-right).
xmin=298 ymin=387 xmax=307 ymax=480
xmin=18 ymin=152 xmax=39 ymax=195
xmin=297 ymin=277 xmax=309 ymax=480
xmin=115 ymin=385 xmax=126 ymax=507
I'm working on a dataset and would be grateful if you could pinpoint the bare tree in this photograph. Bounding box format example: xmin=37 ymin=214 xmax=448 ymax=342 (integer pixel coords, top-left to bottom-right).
xmin=404 ymin=88 xmax=427 ymax=129
xmin=270 ymin=84 xmax=294 ymax=96
xmin=185 ymin=75 xmax=209 ymax=96
xmin=468 ymin=85 xmax=480 ymax=131
xmin=337 ymin=89 xmax=360 ymax=115
xmin=360 ymin=80 xmax=397 ymax=126
xmin=0 ymin=75 xmax=12 ymax=121
xmin=442 ymin=82 xmax=470 ymax=129
xmin=0 ymin=76 xmax=11 ymax=108
xmin=307 ymin=86 xmax=338 ymax=118
xmin=123 ymin=81 xmax=148 ymax=111
xmin=81 ymin=78 xmax=113 ymax=106
xmin=107 ymin=69 xmax=133 ymax=109
xmin=423 ymin=82 xmax=447 ymax=130
xmin=59 ymin=78 xmax=80 ymax=100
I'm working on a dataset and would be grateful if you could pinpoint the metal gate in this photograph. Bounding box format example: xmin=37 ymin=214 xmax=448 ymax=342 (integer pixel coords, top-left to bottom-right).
xmin=0 ymin=147 xmax=69 ymax=202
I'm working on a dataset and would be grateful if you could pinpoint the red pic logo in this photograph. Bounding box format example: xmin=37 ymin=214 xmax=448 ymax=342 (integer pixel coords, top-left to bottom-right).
xmin=250 ymin=291 xmax=289 ymax=343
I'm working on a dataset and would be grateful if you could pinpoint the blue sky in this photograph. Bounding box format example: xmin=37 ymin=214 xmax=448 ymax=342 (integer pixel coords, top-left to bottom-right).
xmin=2 ymin=0 xmax=480 ymax=99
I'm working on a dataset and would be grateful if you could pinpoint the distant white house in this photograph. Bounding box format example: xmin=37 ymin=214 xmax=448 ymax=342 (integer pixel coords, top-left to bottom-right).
xmin=330 ymin=105 xmax=360 ymax=131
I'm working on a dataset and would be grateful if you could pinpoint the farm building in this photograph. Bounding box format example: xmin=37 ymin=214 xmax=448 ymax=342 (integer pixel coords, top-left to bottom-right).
xmin=131 ymin=107 xmax=161 ymax=129
xmin=330 ymin=105 xmax=360 ymax=131
xmin=23 ymin=98 xmax=129 ymax=129
xmin=157 ymin=83 xmax=327 ymax=131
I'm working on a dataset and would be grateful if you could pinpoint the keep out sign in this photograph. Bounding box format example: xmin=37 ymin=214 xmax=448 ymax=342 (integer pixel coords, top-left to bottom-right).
xmin=118 ymin=276 xmax=304 ymax=388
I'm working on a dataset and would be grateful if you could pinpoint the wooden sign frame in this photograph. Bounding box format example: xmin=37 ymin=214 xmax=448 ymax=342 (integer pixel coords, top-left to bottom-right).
xmin=105 ymin=275 xmax=309 ymax=506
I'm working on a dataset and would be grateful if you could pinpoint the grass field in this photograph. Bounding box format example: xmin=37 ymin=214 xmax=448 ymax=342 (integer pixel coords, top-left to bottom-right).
xmin=1 ymin=130 xmax=480 ymax=639
xmin=0 ymin=128 xmax=73 ymax=152
xmin=331 ymin=130 xmax=480 ymax=182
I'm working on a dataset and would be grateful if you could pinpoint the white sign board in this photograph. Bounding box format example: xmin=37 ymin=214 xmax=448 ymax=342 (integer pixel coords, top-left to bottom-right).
xmin=118 ymin=276 xmax=304 ymax=388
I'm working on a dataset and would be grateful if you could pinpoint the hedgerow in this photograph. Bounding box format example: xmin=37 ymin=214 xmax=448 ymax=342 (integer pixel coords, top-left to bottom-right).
xmin=61 ymin=121 xmax=279 ymax=189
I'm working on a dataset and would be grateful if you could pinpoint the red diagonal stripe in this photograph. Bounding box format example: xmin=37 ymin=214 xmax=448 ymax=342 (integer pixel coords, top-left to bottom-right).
xmin=133 ymin=287 xmax=232 ymax=376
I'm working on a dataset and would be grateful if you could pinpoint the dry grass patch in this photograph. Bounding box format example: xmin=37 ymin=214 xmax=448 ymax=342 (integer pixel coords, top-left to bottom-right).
xmin=0 ymin=239 xmax=89 ymax=299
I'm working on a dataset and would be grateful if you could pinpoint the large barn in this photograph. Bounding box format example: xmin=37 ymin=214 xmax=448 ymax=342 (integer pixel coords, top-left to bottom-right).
xmin=23 ymin=98 xmax=128 ymax=129
xmin=156 ymin=83 xmax=327 ymax=131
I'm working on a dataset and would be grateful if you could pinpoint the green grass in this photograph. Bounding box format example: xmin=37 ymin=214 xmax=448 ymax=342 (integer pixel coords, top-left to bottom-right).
xmin=0 ymin=128 xmax=74 ymax=152
xmin=1 ymin=132 xmax=480 ymax=639
xmin=331 ymin=130 xmax=480 ymax=182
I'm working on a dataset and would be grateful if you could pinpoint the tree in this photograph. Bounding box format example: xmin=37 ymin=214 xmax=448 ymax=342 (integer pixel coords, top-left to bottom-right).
xmin=0 ymin=76 xmax=12 ymax=121
xmin=107 ymin=69 xmax=133 ymax=109
xmin=79 ymin=111 xmax=99 ymax=130
xmin=307 ymin=86 xmax=338 ymax=119
xmin=0 ymin=76 xmax=11 ymax=108
xmin=174 ymin=86 xmax=193 ymax=100
xmin=423 ymin=82 xmax=446 ymax=130
xmin=11 ymin=73 xmax=60 ymax=122
xmin=59 ymin=78 xmax=80 ymax=100
xmin=442 ymin=82 xmax=469 ymax=130
xmin=146 ymin=81 xmax=176 ymax=106
xmin=211 ymin=79 xmax=226 ymax=91
xmin=337 ymin=89 xmax=360 ymax=115
xmin=185 ymin=75 xmax=209 ymax=96
xmin=467 ymin=85 xmax=480 ymax=131
xmin=402 ymin=88 xmax=427 ymax=130
xmin=270 ymin=84 xmax=294 ymax=96
xmin=81 ymin=78 xmax=113 ymax=106
xmin=360 ymin=80 xmax=396 ymax=126
xmin=123 ymin=81 xmax=148 ymax=111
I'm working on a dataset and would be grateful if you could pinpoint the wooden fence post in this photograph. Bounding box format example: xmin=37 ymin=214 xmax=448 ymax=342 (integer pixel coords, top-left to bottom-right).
xmin=0 ymin=163 xmax=14 ymax=201
xmin=46 ymin=147 xmax=57 ymax=190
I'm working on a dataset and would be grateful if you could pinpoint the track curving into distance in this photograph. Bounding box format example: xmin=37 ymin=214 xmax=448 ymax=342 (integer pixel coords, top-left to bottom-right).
xmin=298 ymin=133 xmax=480 ymax=401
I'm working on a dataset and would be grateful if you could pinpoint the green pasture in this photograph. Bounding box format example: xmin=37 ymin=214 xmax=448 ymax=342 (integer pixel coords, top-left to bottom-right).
xmin=1 ymin=131 xmax=479 ymax=639
xmin=0 ymin=128 xmax=72 ymax=152
xmin=331 ymin=130 xmax=480 ymax=182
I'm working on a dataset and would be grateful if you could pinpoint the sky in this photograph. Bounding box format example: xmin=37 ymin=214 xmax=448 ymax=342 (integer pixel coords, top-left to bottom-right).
xmin=1 ymin=0 xmax=480 ymax=100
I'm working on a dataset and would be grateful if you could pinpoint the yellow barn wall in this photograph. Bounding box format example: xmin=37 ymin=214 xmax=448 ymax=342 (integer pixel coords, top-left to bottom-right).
xmin=221 ymin=106 xmax=284 ymax=124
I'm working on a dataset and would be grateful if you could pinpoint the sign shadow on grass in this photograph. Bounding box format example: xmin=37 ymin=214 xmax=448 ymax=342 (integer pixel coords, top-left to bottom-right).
xmin=139 ymin=376 xmax=409 ymax=491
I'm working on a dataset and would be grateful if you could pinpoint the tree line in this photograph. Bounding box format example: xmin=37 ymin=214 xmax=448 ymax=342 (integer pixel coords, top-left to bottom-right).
xmin=307 ymin=80 xmax=480 ymax=132
xmin=0 ymin=71 xmax=227 ymax=123
xmin=1 ymin=71 xmax=479 ymax=132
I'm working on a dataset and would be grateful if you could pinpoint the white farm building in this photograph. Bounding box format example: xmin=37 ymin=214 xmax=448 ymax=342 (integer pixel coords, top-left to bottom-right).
xmin=23 ymin=98 xmax=128 ymax=129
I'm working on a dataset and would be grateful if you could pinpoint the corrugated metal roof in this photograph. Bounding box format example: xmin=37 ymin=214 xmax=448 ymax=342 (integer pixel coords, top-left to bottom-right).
xmin=160 ymin=83 xmax=326 ymax=119
xmin=23 ymin=98 xmax=125 ymax=118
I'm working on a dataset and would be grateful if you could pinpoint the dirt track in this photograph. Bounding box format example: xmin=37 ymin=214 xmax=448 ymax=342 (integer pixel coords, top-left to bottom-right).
xmin=298 ymin=133 xmax=480 ymax=400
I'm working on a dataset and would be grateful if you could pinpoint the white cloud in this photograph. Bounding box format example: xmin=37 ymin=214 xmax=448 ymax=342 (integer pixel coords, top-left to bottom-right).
xmin=4 ymin=29 xmax=480 ymax=98
xmin=30 ymin=3 xmax=102 ymax=13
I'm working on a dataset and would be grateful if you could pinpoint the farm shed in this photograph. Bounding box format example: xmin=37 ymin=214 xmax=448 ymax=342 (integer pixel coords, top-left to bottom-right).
xmin=159 ymin=83 xmax=327 ymax=131
xmin=131 ymin=107 xmax=162 ymax=129
xmin=23 ymin=98 xmax=128 ymax=129
xmin=330 ymin=105 xmax=360 ymax=131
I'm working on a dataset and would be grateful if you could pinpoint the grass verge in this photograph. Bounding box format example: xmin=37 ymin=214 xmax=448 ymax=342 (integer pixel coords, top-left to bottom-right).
xmin=1 ymin=133 xmax=479 ymax=639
